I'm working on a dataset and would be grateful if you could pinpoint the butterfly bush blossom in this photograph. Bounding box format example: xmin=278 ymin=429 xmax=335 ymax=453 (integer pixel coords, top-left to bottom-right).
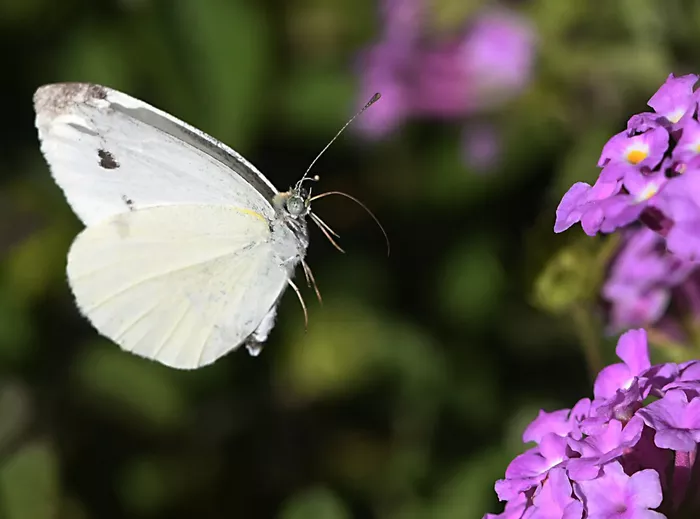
xmin=484 ymin=328 xmax=700 ymax=518
xmin=555 ymin=74 xmax=700 ymax=263
xmin=355 ymin=0 xmax=535 ymax=169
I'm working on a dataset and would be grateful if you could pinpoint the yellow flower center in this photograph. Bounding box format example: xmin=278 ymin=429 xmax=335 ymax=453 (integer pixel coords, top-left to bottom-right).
xmin=626 ymin=149 xmax=647 ymax=164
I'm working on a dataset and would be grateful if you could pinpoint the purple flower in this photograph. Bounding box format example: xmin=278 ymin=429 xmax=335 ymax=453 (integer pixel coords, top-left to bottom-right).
xmin=554 ymin=182 xmax=594 ymax=234
xmin=664 ymin=360 xmax=700 ymax=392
xmin=643 ymin=362 xmax=682 ymax=395
xmin=624 ymin=170 xmax=668 ymax=205
xmin=409 ymin=41 xmax=474 ymax=117
xmin=647 ymin=73 xmax=699 ymax=125
xmin=553 ymin=73 xmax=700 ymax=264
xmin=628 ymin=112 xmax=664 ymax=134
xmin=589 ymin=164 xmax=625 ymax=200
xmin=604 ymin=285 xmax=669 ymax=333
xmin=355 ymin=42 xmax=412 ymax=137
xmin=602 ymin=227 xmax=697 ymax=331
xmin=354 ymin=0 xmax=418 ymax=137
xmin=649 ymin=170 xmax=700 ymax=262
xmin=484 ymin=329 xmax=700 ymax=518
xmin=409 ymin=9 xmax=535 ymax=117
xmin=587 ymin=378 xmax=645 ymax=427
xmin=567 ymin=418 xmax=644 ymax=480
xmin=484 ymin=493 xmax=529 ymax=519
xmin=637 ymin=390 xmax=700 ymax=451
xmin=524 ymin=468 xmax=583 ymax=519
xmin=523 ymin=399 xmax=591 ymax=444
xmin=575 ymin=462 xmax=664 ymax=519
xmin=379 ymin=0 xmax=422 ymax=49
xmin=496 ymin=433 xmax=571 ymax=500
xmin=553 ymin=180 xmax=644 ymax=237
xmin=594 ymin=329 xmax=651 ymax=399
xmin=598 ymin=127 xmax=669 ymax=169
xmin=523 ymin=409 xmax=574 ymax=443
xmin=355 ymin=3 xmax=535 ymax=141
xmin=673 ymin=118 xmax=700 ymax=163
xmin=457 ymin=8 xmax=536 ymax=111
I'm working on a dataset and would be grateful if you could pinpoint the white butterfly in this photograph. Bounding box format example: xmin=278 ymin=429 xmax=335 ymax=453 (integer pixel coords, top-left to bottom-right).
xmin=34 ymin=83 xmax=384 ymax=370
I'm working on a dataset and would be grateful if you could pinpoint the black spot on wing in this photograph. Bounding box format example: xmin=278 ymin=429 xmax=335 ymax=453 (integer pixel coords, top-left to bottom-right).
xmin=121 ymin=195 xmax=134 ymax=210
xmin=34 ymin=83 xmax=109 ymax=116
xmin=98 ymin=149 xmax=119 ymax=169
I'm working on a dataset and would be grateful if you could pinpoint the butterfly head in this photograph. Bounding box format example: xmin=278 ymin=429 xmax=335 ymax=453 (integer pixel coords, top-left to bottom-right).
xmin=285 ymin=187 xmax=311 ymax=218
xmin=274 ymin=185 xmax=312 ymax=220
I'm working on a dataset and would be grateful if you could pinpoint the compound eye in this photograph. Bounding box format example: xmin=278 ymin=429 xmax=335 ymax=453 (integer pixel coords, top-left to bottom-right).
xmin=286 ymin=195 xmax=305 ymax=216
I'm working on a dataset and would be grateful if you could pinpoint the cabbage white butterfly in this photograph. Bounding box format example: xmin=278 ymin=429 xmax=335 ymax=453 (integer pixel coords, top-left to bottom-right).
xmin=34 ymin=83 xmax=384 ymax=369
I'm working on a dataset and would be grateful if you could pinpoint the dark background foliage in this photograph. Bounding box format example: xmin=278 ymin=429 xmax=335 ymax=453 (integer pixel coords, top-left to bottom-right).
xmin=2 ymin=0 xmax=700 ymax=517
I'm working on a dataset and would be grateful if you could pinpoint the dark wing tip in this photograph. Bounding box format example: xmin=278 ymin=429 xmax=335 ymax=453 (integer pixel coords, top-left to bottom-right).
xmin=33 ymin=83 xmax=110 ymax=116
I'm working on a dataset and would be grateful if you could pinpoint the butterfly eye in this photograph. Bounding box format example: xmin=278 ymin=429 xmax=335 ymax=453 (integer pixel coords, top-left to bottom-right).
xmin=286 ymin=195 xmax=306 ymax=217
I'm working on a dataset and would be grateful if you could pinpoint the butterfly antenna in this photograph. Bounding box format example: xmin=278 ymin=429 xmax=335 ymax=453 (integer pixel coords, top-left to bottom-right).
xmin=287 ymin=279 xmax=309 ymax=332
xmin=310 ymin=191 xmax=390 ymax=256
xmin=295 ymin=92 xmax=382 ymax=190
xmin=301 ymin=259 xmax=323 ymax=305
xmin=310 ymin=212 xmax=346 ymax=254
xmin=310 ymin=211 xmax=341 ymax=239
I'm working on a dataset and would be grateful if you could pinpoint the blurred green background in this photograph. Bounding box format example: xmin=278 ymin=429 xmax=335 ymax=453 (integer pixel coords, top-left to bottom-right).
xmin=2 ymin=0 xmax=700 ymax=517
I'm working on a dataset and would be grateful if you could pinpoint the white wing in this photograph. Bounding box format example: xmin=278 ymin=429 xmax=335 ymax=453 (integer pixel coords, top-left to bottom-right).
xmin=67 ymin=204 xmax=290 ymax=369
xmin=34 ymin=83 xmax=278 ymax=225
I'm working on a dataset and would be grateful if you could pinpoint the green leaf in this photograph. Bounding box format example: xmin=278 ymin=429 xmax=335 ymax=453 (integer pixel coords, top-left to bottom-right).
xmin=0 ymin=441 xmax=61 ymax=519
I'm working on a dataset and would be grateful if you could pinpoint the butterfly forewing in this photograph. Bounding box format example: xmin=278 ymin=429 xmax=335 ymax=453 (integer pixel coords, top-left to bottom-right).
xmin=34 ymin=83 xmax=277 ymax=225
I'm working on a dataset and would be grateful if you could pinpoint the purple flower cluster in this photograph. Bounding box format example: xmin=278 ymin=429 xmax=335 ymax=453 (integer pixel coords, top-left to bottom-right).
xmin=603 ymin=227 xmax=695 ymax=331
xmin=355 ymin=1 xmax=535 ymax=168
xmin=555 ymin=74 xmax=700 ymax=263
xmin=485 ymin=328 xmax=700 ymax=519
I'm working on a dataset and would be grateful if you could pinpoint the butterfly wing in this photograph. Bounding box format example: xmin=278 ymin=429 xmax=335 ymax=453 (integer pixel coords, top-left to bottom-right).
xmin=67 ymin=204 xmax=290 ymax=369
xmin=34 ymin=83 xmax=278 ymax=225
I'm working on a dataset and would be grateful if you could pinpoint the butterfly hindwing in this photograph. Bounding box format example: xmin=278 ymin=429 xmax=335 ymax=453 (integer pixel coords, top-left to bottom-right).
xmin=67 ymin=204 xmax=290 ymax=369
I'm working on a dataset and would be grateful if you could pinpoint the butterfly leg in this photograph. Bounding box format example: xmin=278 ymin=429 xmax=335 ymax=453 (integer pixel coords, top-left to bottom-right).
xmin=301 ymin=259 xmax=323 ymax=305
